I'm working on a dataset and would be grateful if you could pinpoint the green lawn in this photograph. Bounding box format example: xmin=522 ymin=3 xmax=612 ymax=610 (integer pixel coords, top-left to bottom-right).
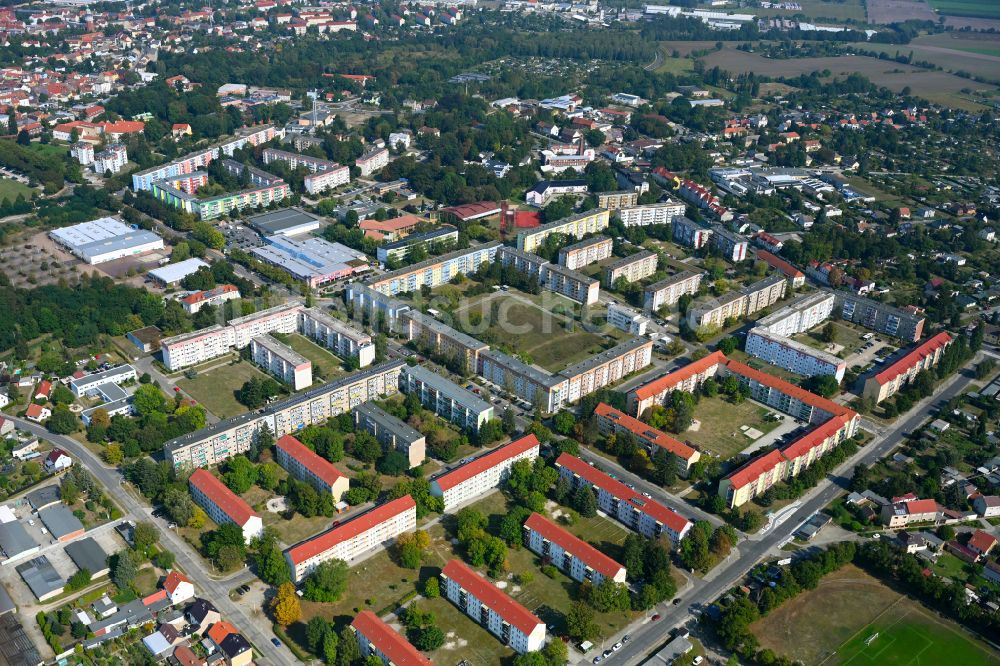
xmin=176 ymin=361 xmax=272 ymax=419
xmin=452 ymin=293 xmax=616 ymax=373
xmin=930 ymin=552 xmax=974 ymax=582
xmin=680 ymin=395 xmax=782 ymax=460
xmin=0 ymin=177 xmax=32 ymax=203
xmin=792 ymin=321 xmax=868 ymax=358
xmin=281 ymin=333 xmax=350 ymax=383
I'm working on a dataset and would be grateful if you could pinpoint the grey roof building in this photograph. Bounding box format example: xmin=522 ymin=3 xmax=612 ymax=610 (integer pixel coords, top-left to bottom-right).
xmin=0 ymin=585 xmax=16 ymax=616
xmin=0 ymin=613 xmax=43 ymax=666
xmin=0 ymin=523 xmax=38 ymax=560
xmin=246 ymin=207 xmax=322 ymax=237
xmin=38 ymin=505 xmax=85 ymax=541
xmin=15 ymin=556 xmax=63 ymax=601
xmin=64 ymin=537 xmax=109 ymax=577
xmin=25 ymin=486 xmax=60 ymax=511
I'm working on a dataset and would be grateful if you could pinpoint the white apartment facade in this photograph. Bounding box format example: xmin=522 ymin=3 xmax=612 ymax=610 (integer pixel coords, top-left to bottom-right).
xmin=275 ymin=434 xmax=350 ymax=501
xmin=429 ymin=434 xmax=540 ymax=511
xmin=606 ymin=302 xmax=650 ymax=336
xmin=557 ymin=236 xmax=613 ymax=270
xmin=298 ymin=308 xmax=376 ymax=368
xmin=441 ymin=559 xmax=546 ymax=654
xmin=251 ymin=334 xmax=313 ymax=391
xmin=284 ymin=495 xmax=417 ymax=582
xmin=618 ymin=201 xmax=684 ymax=227
xmin=643 ymin=271 xmax=703 ymax=312
xmin=356 ymin=147 xmax=389 ymax=177
xmin=745 ymin=328 xmax=846 ymax=381
xmin=188 ymin=469 xmax=263 ymax=544
xmin=523 ymin=512 xmax=627 ymax=585
xmin=604 ymin=249 xmax=658 ymax=286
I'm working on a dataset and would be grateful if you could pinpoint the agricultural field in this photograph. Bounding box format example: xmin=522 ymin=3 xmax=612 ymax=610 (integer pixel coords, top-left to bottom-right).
xmin=927 ymin=0 xmax=1000 ymax=19
xmin=679 ymin=395 xmax=782 ymax=460
xmin=755 ymin=0 xmax=867 ymax=22
xmin=697 ymin=48 xmax=996 ymax=110
xmin=848 ymin=33 xmax=1000 ymax=84
xmin=750 ymin=564 xmax=1000 ymax=665
xmin=176 ymin=360 xmax=272 ymax=419
xmin=453 ymin=292 xmax=619 ymax=373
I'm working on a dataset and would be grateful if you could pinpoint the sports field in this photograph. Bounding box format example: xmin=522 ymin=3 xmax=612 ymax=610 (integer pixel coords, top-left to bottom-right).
xmin=751 ymin=564 xmax=1000 ymax=665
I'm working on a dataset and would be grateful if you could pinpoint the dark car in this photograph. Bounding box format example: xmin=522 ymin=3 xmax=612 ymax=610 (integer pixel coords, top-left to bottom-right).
xmin=271 ymin=638 xmax=282 ymax=647
xmin=651 ymin=613 xmax=661 ymax=621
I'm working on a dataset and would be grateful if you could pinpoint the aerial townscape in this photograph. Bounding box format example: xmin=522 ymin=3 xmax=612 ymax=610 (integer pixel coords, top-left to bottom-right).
xmin=0 ymin=0 xmax=1000 ymax=664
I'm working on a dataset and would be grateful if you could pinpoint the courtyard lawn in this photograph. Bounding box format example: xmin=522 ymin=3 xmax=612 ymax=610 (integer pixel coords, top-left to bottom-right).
xmin=750 ymin=564 xmax=1000 ymax=665
xmin=282 ymin=333 xmax=350 ymax=382
xmin=0 ymin=177 xmax=32 ymax=203
xmin=263 ymin=510 xmax=340 ymax=548
xmin=453 ymin=292 xmax=619 ymax=373
xmin=793 ymin=321 xmax=868 ymax=358
xmin=176 ymin=361 xmax=272 ymax=419
xmin=421 ymin=595 xmax=516 ymax=665
xmin=549 ymin=505 xmax=633 ymax=562
xmin=930 ymin=552 xmax=974 ymax=582
xmin=680 ymin=395 xmax=781 ymax=460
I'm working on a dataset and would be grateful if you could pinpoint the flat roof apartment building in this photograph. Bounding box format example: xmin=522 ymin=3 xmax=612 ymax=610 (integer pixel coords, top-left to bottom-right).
xmin=346 ymin=283 xmax=412 ymax=330
xmin=604 ymin=249 xmax=658 ymax=286
xmin=161 ymin=301 xmax=302 ymax=371
xmin=356 ymin=147 xmax=389 ymax=177
xmin=479 ymin=349 xmax=567 ymax=414
xmin=523 ymin=512 xmax=626 ymax=585
xmin=516 ymin=209 xmax=610 ymax=253
xmin=834 ymin=292 xmax=925 ymax=342
xmin=353 ymin=402 xmax=426 ymax=469
xmin=367 ymin=242 xmax=501 ymax=296
xmin=165 ymin=360 xmax=406 ymax=469
xmin=863 ymin=332 xmax=952 ymax=404
xmin=543 ymin=262 xmax=600 ymax=306
xmin=555 ymin=453 xmax=692 ymax=547
xmin=618 ymin=201 xmax=684 ymax=227
xmin=285 ymin=495 xmax=416 ymax=582
xmin=299 ymin=308 xmax=376 ymax=368
xmin=262 ymin=148 xmax=349 ymax=194
xmin=251 ymin=334 xmax=313 ymax=390
xmin=441 ymin=559 xmax=546 ymax=654
xmin=627 ymin=350 xmax=727 ymax=416
xmin=188 ymin=469 xmax=263 ymax=544
xmin=594 ymin=402 xmax=700 ymax=476
xmin=376 ymin=226 xmax=459 ymax=265
xmin=399 ymin=310 xmax=488 ymax=375
xmin=430 ymin=434 xmax=540 ymax=511
xmin=643 ymin=271 xmax=704 ymax=312
xmin=275 ymin=434 xmax=350 ymax=501
xmin=557 ymin=235 xmax=613 ymax=270
xmin=596 ymin=191 xmax=639 ymax=209
xmin=746 ymin=328 xmax=846 ymax=381
xmin=559 ymin=337 xmax=653 ymax=405
xmin=400 ymin=365 xmax=494 ymax=433
xmin=687 ymin=274 xmax=786 ymax=330
xmin=352 ymin=611 xmax=432 ymax=666
xmin=606 ymin=302 xmax=650 ymax=336
xmin=753 ymin=291 xmax=835 ymax=337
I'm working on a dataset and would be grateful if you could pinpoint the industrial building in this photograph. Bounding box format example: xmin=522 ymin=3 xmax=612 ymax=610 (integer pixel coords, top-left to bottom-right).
xmin=50 ymin=217 xmax=163 ymax=265
xmin=147 ymin=258 xmax=210 ymax=286
xmin=246 ymin=207 xmax=323 ymax=237
xmin=251 ymin=236 xmax=370 ymax=288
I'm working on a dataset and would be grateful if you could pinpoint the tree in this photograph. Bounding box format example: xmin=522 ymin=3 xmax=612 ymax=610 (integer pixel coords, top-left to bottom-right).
xmin=271 ymin=582 xmax=301 ymax=626
xmin=302 ymin=559 xmax=349 ymax=602
xmin=717 ymin=336 xmax=739 ymax=355
xmin=423 ymin=576 xmax=440 ymax=598
xmin=254 ymin=532 xmax=291 ymax=586
xmin=132 ymin=384 xmax=166 ymax=415
xmin=216 ymin=545 xmax=244 ymax=571
xmin=60 ymin=479 xmax=80 ymax=505
xmin=112 ymin=550 xmax=138 ymax=590
xmin=154 ymin=550 xmax=176 ymax=570
xmin=804 ymin=373 xmax=840 ymax=398
xmin=543 ymin=638 xmax=569 ymax=665
xmin=189 ymin=506 xmax=207 ymax=529
xmin=66 ymin=569 xmax=92 ymax=592
xmin=223 ymin=455 xmax=258 ymax=494
xmin=257 ymin=462 xmax=281 ymax=491
xmin=566 ymin=601 xmax=600 ymax=642
xmin=414 ymin=626 xmax=445 ymax=651
xmin=133 ymin=522 xmax=159 ymax=553
xmin=572 ymin=484 xmax=598 ymax=518
xmin=351 ymin=431 xmax=382 ymax=464
xmin=46 ymin=406 xmax=79 ymax=434
xmin=337 ymin=626 xmax=360 ymax=666
xmin=398 ymin=541 xmax=423 ymax=569
xmin=306 ymin=616 xmax=332 ymax=653
xmin=821 ymin=322 xmax=837 ymax=343
xmin=102 ymin=442 xmax=124 ymax=465
xmin=553 ymin=411 xmax=576 ymax=436
xmin=585 ymin=579 xmax=631 ymax=612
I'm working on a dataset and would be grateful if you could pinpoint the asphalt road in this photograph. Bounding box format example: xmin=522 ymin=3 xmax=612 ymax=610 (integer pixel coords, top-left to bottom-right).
xmin=3 ymin=415 xmax=293 ymax=666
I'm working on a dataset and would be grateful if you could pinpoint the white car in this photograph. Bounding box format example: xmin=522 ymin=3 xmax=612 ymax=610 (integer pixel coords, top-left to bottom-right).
xmin=693 ymin=657 xmax=704 ymax=666
xmin=612 ymin=642 xmax=622 ymax=651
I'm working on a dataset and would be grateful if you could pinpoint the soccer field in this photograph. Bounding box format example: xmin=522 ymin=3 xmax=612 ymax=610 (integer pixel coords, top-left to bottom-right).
xmin=835 ymin=604 xmax=1000 ymax=665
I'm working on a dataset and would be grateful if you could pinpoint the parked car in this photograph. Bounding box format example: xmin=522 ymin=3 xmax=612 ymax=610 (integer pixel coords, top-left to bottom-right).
xmin=271 ymin=638 xmax=282 ymax=647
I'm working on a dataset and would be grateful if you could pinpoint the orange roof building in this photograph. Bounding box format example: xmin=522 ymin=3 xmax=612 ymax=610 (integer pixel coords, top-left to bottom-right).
xmin=863 ymin=332 xmax=952 ymax=404
xmin=275 ymin=434 xmax=349 ymax=502
xmin=523 ymin=512 xmax=626 ymax=584
xmin=351 ymin=611 xmax=432 ymax=665
xmin=188 ymin=469 xmax=263 ymax=544
xmin=593 ymin=403 xmax=700 ymax=475
xmin=430 ymin=434 xmax=540 ymax=511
